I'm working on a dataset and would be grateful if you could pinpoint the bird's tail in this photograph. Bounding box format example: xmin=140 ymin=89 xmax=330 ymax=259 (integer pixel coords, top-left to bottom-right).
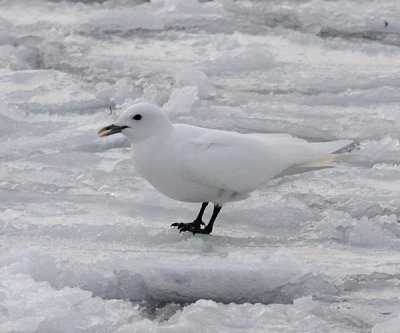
xmin=299 ymin=152 xmax=352 ymax=166
xmin=274 ymin=154 xmax=351 ymax=178
xmin=275 ymin=151 xmax=354 ymax=178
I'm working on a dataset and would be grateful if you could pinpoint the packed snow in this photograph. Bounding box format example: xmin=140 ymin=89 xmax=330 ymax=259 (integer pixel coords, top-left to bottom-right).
xmin=1 ymin=0 xmax=400 ymax=332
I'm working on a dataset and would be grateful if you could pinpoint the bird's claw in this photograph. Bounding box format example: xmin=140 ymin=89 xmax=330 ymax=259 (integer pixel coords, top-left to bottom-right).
xmin=179 ymin=226 xmax=202 ymax=234
xmin=171 ymin=220 xmax=206 ymax=234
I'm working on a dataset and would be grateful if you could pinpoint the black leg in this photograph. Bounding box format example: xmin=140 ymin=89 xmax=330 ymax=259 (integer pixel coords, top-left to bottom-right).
xmin=171 ymin=202 xmax=208 ymax=231
xmin=202 ymin=204 xmax=222 ymax=234
xmin=195 ymin=202 xmax=208 ymax=222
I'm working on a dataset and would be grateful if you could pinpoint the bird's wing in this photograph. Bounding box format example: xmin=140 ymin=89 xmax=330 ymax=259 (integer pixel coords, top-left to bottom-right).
xmin=176 ymin=128 xmax=352 ymax=193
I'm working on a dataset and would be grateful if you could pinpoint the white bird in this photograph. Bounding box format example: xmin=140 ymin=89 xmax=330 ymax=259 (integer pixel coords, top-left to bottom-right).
xmin=98 ymin=102 xmax=352 ymax=234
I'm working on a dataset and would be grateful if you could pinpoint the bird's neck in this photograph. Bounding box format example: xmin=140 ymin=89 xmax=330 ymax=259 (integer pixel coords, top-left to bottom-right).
xmin=130 ymin=123 xmax=173 ymax=148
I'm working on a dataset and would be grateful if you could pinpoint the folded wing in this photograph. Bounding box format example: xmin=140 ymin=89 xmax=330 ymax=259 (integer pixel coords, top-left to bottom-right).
xmin=178 ymin=128 xmax=351 ymax=193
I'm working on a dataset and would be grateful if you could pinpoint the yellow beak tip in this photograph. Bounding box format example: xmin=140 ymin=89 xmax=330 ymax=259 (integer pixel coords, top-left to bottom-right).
xmin=97 ymin=127 xmax=108 ymax=137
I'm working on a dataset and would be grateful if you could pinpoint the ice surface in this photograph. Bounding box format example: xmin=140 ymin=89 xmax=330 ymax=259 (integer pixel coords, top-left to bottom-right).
xmin=2 ymin=0 xmax=400 ymax=331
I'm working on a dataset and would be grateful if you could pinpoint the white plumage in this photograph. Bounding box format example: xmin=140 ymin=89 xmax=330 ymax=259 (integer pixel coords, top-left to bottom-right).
xmin=98 ymin=102 xmax=352 ymax=234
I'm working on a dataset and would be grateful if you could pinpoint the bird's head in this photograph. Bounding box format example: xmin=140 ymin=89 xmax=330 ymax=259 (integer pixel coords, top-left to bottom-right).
xmin=98 ymin=102 xmax=172 ymax=143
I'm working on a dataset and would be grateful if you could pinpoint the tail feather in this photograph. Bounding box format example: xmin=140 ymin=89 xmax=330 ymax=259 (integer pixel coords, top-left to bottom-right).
xmin=309 ymin=139 xmax=353 ymax=157
xmin=275 ymin=139 xmax=353 ymax=179
xmin=274 ymin=164 xmax=335 ymax=178
xmin=300 ymin=152 xmax=352 ymax=166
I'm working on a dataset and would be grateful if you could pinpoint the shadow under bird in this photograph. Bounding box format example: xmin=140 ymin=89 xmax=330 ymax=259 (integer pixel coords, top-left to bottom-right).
xmin=98 ymin=102 xmax=352 ymax=235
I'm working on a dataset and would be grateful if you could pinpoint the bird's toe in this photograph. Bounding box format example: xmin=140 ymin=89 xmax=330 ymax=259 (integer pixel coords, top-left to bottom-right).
xmin=172 ymin=220 xmax=207 ymax=234
xmin=171 ymin=220 xmax=205 ymax=231
xmin=179 ymin=225 xmax=203 ymax=234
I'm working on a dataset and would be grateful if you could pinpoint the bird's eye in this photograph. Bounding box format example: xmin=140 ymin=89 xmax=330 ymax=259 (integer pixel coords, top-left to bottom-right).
xmin=133 ymin=114 xmax=142 ymax=120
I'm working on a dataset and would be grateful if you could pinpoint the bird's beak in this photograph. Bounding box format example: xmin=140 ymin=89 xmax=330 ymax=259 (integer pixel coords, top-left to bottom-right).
xmin=97 ymin=124 xmax=129 ymax=137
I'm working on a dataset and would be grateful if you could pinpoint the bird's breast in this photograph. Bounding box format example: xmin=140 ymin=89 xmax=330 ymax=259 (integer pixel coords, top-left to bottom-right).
xmin=132 ymin=141 xmax=219 ymax=203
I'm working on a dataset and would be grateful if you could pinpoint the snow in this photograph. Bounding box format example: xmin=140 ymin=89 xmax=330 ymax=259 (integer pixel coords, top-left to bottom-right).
xmin=1 ymin=0 xmax=400 ymax=331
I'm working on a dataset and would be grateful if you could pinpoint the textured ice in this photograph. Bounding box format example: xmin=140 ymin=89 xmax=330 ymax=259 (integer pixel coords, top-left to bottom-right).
xmin=175 ymin=69 xmax=216 ymax=98
xmin=0 ymin=248 xmax=142 ymax=332
xmin=2 ymin=0 xmax=400 ymax=332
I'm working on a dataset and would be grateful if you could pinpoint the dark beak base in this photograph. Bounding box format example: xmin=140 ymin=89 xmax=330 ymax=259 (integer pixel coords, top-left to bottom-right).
xmin=97 ymin=124 xmax=129 ymax=137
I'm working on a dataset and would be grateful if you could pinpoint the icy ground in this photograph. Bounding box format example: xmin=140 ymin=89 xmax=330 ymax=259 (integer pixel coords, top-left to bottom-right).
xmin=1 ymin=0 xmax=400 ymax=331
